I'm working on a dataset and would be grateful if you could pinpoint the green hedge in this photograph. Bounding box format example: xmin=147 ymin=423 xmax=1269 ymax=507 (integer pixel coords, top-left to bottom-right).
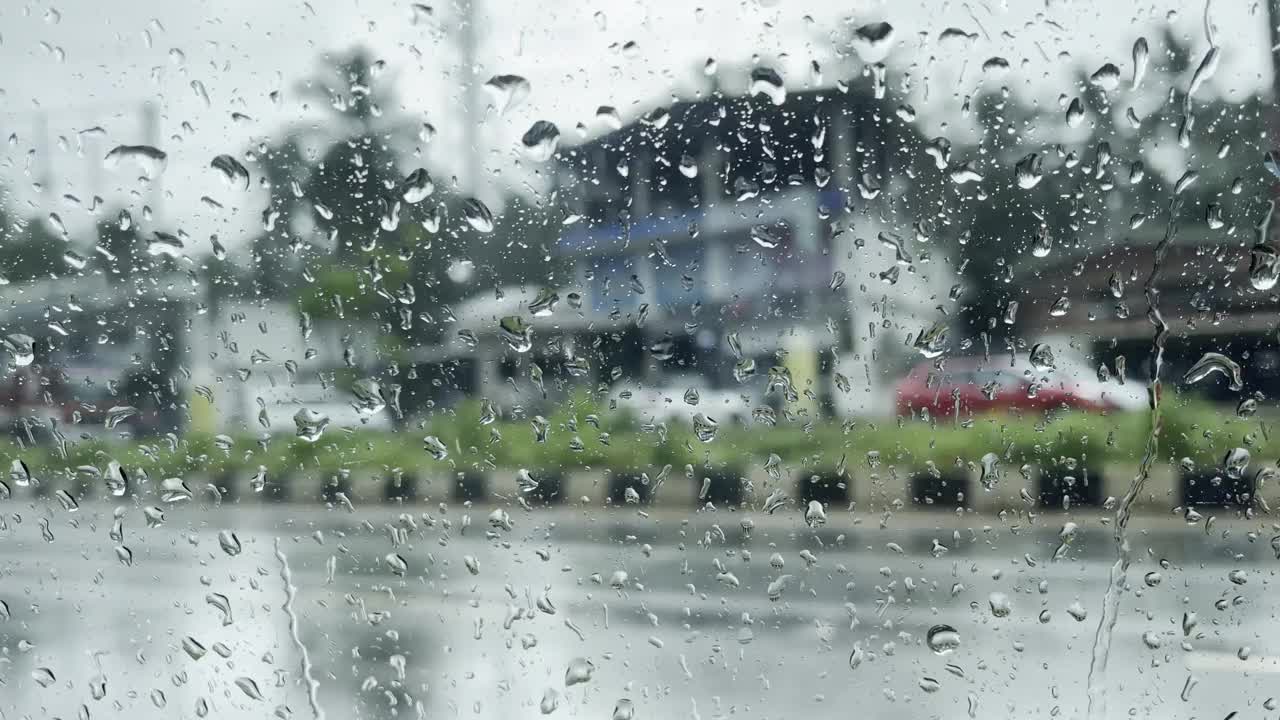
xmin=1 ymin=396 xmax=1267 ymax=489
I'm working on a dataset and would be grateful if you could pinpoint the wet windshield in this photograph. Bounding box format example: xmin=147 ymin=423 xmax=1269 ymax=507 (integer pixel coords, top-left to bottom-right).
xmin=0 ymin=2 xmax=1275 ymax=719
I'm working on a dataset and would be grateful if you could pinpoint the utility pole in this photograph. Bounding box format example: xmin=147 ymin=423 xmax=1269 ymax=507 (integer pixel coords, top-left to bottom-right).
xmin=141 ymin=101 xmax=162 ymax=224
xmin=33 ymin=112 xmax=51 ymax=196
xmin=458 ymin=0 xmax=483 ymax=198
xmin=1269 ymin=0 xmax=1280 ymax=244
xmin=1272 ymin=0 xmax=1280 ymax=101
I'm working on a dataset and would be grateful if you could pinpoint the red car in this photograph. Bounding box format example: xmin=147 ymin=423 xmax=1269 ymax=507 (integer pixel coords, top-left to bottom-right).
xmin=894 ymin=357 xmax=1120 ymax=417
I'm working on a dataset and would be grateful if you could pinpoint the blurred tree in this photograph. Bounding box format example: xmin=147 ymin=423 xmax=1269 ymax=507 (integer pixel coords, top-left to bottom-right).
xmin=201 ymin=255 xmax=250 ymax=319
xmin=466 ymin=193 xmax=565 ymax=289
xmin=97 ymin=210 xmax=142 ymax=279
xmin=250 ymin=135 xmax=311 ymax=298
xmin=0 ymin=212 xmax=62 ymax=283
xmin=947 ymin=28 xmax=1261 ymax=342
xmin=299 ymin=47 xmax=413 ymax=261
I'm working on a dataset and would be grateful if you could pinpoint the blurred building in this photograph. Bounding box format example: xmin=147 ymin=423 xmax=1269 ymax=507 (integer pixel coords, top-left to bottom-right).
xmin=187 ymin=298 xmax=384 ymax=435
xmin=0 ymin=271 xmax=190 ymax=439
xmin=421 ymin=88 xmax=957 ymax=419
xmin=1017 ymin=222 xmax=1280 ymax=402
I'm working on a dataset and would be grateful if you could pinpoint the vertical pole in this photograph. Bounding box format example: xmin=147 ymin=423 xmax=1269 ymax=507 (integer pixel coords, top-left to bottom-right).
xmin=141 ymin=101 xmax=162 ymax=223
xmin=1271 ymin=0 xmax=1280 ymax=101
xmin=459 ymin=0 xmax=483 ymax=197
xmin=33 ymin=112 xmax=51 ymax=197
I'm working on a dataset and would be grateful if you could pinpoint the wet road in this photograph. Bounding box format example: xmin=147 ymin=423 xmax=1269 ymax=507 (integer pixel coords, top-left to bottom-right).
xmin=1 ymin=501 xmax=1277 ymax=720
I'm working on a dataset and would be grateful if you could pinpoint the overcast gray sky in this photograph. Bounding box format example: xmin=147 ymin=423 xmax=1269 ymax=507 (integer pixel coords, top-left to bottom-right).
xmin=0 ymin=0 xmax=1269 ymax=256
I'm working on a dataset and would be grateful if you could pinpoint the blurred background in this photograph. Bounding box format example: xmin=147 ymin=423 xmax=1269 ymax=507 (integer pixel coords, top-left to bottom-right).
xmin=2 ymin=1 xmax=1280 ymax=718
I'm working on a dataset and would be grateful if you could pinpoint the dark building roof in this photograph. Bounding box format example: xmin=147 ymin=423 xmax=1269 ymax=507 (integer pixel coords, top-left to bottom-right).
xmin=553 ymin=85 xmax=902 ymax=255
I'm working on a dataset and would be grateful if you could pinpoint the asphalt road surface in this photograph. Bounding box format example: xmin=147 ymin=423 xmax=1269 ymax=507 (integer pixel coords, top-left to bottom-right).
xmin=1 ymin=500 xmax=1276 ymax=720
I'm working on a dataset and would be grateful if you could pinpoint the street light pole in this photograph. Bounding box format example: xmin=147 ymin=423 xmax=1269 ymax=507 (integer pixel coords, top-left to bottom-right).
xmin=459 ymin=0 xmax=483 ymax=197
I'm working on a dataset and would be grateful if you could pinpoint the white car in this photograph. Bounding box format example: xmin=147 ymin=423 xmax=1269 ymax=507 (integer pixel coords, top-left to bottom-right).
xmin=233 ymin=382 xmax=395 ymax=435
xmin=610 ymin=378 xmax=753 ymax=426
xmin=1030 ymin=335 xmax=1148 ymax=412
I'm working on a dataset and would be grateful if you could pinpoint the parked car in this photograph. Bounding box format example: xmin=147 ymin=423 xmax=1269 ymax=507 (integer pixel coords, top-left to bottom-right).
xmin=895 ymin=353 xmax=1146 ymax=417
xmin=244 ymin=382 xmax=395 ymax=435
xmin=610 ymin=376 xmax=752 ymax=425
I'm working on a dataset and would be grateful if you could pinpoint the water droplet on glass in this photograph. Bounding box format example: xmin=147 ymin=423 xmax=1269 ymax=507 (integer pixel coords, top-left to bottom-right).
xmin=611 ymin=698 xmax=635 ymax=720
xmin=62 ymin=250 xmax=87 ymax=270
xmin=1173 ymin=170 xmax=1198 ymax=195
xmin=565 ymin=657 xmax=594 ymax=686
xmin=32 ymin=667 xmax=56 ymax=688
xmin=206 ymin=592 xmax=233 ymax=625
xmin=483 ymin=74 xmax=531 ymax=115
xmin=385 ymin=553 xmax=408 ymax=576
xmin=1132 ymin=37 xmax=1149 ymax=88
xmin=217 ymin=530 xmax=242 ymax=556
xmin=350 ymin=378 xmax=386 ymax=416
xmin=1014 ymin=153 xmax=1044 ymax=189
xmin=292 ymin=408 xmax=330 ymax=442
xmin=1065 ymin=97 xmax=1085 ymax=128
xmin=1237 ymin=395 xmax=1259 ymax=417
xmin=234 ymin=677 xmax=263 ymax=701
xmin=1223 ymin=447 xmax=1251 ymax=480
xmin=9 ymin=459 xmax=30 ymax=487
xmin=939 ymin=27 xmax=978 ymax=47
xmin=692 ymin=413 xmax=718 ymax=442
xmin=1182 ymin=352 xmax=1243 ymax=391
xmin=423 ymin=435 xmax=448 ymax=460
xmin=926 ymin=624 xmax=961 ymax=655
xmin=596 ymin=105 xmax=622 ymax=129
xmin=1248 ymin=202 xmax=1278 ymax=290
xmin=981 ymin=56 xmax=1010 ymax=75
xmin=748 ymin=67 xmax=786 ymax=105
xmin=104 ymin=461 xmax=129 ymax=496
xmin=462 ymin=198 xmax=494 ymax=232
xmin=498 ymin=315 xmax=532 ymax=352
xmin=540 ymin=688 xmax=560 ymax=714
xmin=182 ymin=636 xmax=207 ymax=660
xmin=851 ymin=22 xmax=896 ymax=62
xmin=912 ymin=321 xmax=949 ymax=358
xmin=948 ymin=162 xmax=984 ymax=184
xmin=979 ymin=452 xmax=1001 ymax=490
xmin=521 ymin=120 xmax=561 ymax=161
xmin=162 ymin=476 xmax=194 ymax=502
xmin=1265 ymin=151 xmax=1280 ymax=179
xmin=848 ymin=643 xmax=865 ymax=669
xmin=401 ymin=168 xmax=434 ymax=203
xmin=1029 ymin=343 xmax=1056 ymax=372
xmin=104 ymin=144 xmax=167 ymax=175
xmin=2 ymin=333 xmax=35 ymax=366
xmin=54 ymin=489 xmax=78 ymax=511
xmin=678 ymin=154 xmax=698 ymax=178
xmin=1089 ymin=63 xmax=1121 ymax=91
xmin=145 ymin=231 xmax=183 ymax=259
xmin=210 ymin=154 xmax=249 ymax=190
xmin=804 ymin=500 xmax=827 ymax=527
xmin=988 ymin=591 xmax=1011 ymax=617
xmin=749 ymin=224 xmax=781 ymax=249
xmin=1066 ymin=601 xmax=1088 ymax=622
xmin=1171 ymin=609 xmax=1196 ymax=640
xmin=1030 ymin=225 xmax=1052 ymax=257
xmin=529 ymin=288 xmax=559 ymax=316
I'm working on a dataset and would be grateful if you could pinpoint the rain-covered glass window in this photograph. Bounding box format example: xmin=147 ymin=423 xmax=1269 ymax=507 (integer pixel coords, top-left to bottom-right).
xmin=3 ymin=1 xmax=1279 ymax=719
